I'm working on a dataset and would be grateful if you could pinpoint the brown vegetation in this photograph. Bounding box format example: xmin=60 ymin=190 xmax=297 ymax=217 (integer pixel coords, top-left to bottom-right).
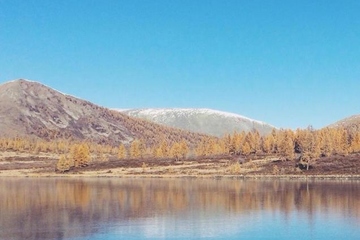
xmin=0 ymin=79 xmax=209 ymax=147
xmin=1 ymin=122 xmax=360 ymax=176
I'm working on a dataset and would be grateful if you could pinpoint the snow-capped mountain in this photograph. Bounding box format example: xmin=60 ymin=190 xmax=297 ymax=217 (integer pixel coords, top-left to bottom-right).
xmin=119 ymin=108 xmax=276 ymax=137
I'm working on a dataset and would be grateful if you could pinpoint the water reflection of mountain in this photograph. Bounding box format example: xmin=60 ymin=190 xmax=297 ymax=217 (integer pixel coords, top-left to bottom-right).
xmin=0 ymin=178 xmax=359 ymax=239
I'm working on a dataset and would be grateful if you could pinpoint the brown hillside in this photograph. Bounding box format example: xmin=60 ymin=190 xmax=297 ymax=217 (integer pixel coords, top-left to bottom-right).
xmin=0 ymin=79 xmax=208 ymax=146
xmin=328 ymin=114 xmax=360 ymax=132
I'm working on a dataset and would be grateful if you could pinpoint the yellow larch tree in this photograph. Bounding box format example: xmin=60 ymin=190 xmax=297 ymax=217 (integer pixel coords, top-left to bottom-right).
xmin=350 ymin=132 xmax=360 ymax=153
xmin=241 ymin=142 xmax=252 ymax=156
xmin=244 ymin=130 xmax=261 ymax=154
xmin=130 ymin=139 xmax=145 ymax=159
xmin=118 ymin=143 xmax=127 ymax=159
xmin=170 ymin=142 xmax=182 ymax=160
xmin=152 ymin=140 xmax=169 ymax=158
xmin=277 ymin=130 xmax=295 ymax=160
xmin=179 ymin=140 xmax=189 ymax=159
xmin=195 ymin=137 xmax=208 ymax=157
xmin=261 ymin=134 xmax=275 ymax=154
xmin=70 ymin=143 xmax=91 ymax=167
xmin=339 ymin=129 xmax=350 ymax=155
xmin=159 ymin=140 xmax=169 ymax=158
xmin=300 ymin=131 xmax=321 ymax=170
xmin=318 ymin=128 xmax=333 ymax=157
xmin=231 ymin=131 xmax=245 ymax=155
xmin=56 ymin=155 xmax=72 ymax=172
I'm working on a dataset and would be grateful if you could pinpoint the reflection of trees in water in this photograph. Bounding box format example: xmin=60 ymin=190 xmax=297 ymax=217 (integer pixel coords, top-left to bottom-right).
xmin=0 ymin=178 xmax=360 ymax=239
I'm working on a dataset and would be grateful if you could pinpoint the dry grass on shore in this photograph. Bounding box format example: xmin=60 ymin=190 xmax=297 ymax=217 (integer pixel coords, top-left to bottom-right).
xmin=1 ymin=151 xmax=360 ymax=179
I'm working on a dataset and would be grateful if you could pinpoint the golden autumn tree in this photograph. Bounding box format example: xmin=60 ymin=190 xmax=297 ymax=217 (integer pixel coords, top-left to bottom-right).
xmin=231 ymin=131 xmax=245 ymax=155
xmin=195 ymin=137 xmax=208 ymax=157
xmin=244 ymin=130 xmax=261 ymax=154
xmin=70 ymin=143 xmax=91 ymax=167
xmin=56 ymin=141 xmax=65 ymax=153
xmin=130 ymin=140 xmax=143 ymax=158
xmin=252 ymin=130 xmax=261 ymax=154
xmin=241 ymin=142 xmax=252 ymax=156
xmin=299 ymin=131 xmax=321 ymax=170
xmin=294 ymin=128 xmax=308 ymax=154
xmin=118 ymin=143 xmax=127 ymax=159
xmin=350 ymin=132 xmax=360 ymax=153
xmin=56 ymin=155 xmax=72 ymax=172
xmin=152 ymin=140 xmax=169 ymax=158
xmin=159 ymin=140 xmax=169 ymax=158
xmin=214 ymin=138 xmax=226 ymax=155
xmin=70 ymin=145 xmax=79 ymax=167
xmin=339 ymin=129 xmax=350 ymax=155
xmin=318 ymin=128 xmax=333 ymax=157
xmin=277 ymin=130 xmax=295 ymax=160
xmin=170 ymin=142 xmax=182 ymax=160
xmin=204 ymin=138 xmax=218 ymax=156
xmin=222 ymin=134 xmax=232 ymax=154
xmin=152 ymin=145 xmax=164 ymax=158
xmin=79 ymin=143 xmax=91 ymax=166
xmin=212 ymin=140 xmax=225 ymax=155
xmin=261 ymin=134 xmax=275 ymax=154
xmin=179 ymin=140 xmax=189 ymax=159
xmin=331 ymin=128 xmax=349 ymax=155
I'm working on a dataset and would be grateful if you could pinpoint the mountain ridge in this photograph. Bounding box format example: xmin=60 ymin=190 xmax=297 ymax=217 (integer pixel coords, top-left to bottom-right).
xmin=327 ymin=114 xmax=360 ymax=131
xmin=119 ymin=108 xmax=276 ymax=137
xmin=0 ymin=79 xmax=207 ymax=146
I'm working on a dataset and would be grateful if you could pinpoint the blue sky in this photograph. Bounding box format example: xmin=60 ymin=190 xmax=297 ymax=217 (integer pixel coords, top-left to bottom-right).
xmin=1 ymin=0 xmax=359 ymax=129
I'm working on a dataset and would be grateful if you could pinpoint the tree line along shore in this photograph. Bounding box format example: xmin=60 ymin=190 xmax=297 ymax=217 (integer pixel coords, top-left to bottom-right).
xmin=0 ymin=126 xmax=359 ymax=174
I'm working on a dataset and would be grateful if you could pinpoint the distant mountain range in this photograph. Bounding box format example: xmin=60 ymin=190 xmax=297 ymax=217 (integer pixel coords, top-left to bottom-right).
xmin=0 ymin=79 xmax=206 ymax=145
xmin=0 ymin=79 xmax=357 ymax=145
xmin=119 ymin=108 xmax=275 ymax=137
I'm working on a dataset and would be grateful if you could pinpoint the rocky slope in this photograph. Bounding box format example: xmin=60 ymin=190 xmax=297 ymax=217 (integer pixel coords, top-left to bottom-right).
xmin=0 ymin=79 xmax=206 ymax=145
xmin=328 ymin=114 xmax=360 ymax=131
xmin=119 ymin=108 xmax=275 ymax=137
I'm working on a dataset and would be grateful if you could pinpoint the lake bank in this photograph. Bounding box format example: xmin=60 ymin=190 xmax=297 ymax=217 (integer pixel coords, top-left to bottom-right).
xmin=1 ymin=168 xmax=360 ymax=180
xmin=1 ymin=151 xmax=360 ymax=179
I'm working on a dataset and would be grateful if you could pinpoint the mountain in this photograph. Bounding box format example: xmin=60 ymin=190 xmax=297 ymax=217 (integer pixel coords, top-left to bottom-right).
xmin=0 ymin=79 xmax=206 ymax=145
xmin=119 ymin=108 xmax=275 ymax=137
xmin=328 ymin=114 xmax=360 ymax=131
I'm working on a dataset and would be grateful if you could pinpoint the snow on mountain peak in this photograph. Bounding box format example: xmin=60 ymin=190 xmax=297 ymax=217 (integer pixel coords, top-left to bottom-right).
xmin=119 ymin=108 xmax=268 ymax=125
xmin=118 ymin=108 xmax=275 ymax=137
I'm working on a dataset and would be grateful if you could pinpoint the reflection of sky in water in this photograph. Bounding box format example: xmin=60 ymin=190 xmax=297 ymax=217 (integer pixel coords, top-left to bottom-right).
xmin=76 ymin=209 xmax=358 ymax=240
xmin=1 ymin=178 xmax=360 ymax=240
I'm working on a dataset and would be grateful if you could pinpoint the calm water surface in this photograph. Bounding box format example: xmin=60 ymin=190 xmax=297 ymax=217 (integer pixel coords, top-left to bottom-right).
xmin=0 ymin=177 xmax=359 ymax=240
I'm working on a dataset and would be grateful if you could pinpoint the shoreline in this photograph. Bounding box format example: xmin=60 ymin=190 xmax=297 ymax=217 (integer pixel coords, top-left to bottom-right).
xmin=1 ymin=169 xmax=360 ymax=180
xmin=2 ymin=151 xmax=360 ymax=180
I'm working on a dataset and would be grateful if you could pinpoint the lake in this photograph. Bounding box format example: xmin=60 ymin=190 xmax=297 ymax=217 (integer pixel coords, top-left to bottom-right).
xmin=0 ymin=177 xmax=359 ymax=240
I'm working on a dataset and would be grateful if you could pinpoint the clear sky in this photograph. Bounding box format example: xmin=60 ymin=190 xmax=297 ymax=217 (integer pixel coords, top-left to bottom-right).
xmin=1 ymin=0 xmax=359 ymax=129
